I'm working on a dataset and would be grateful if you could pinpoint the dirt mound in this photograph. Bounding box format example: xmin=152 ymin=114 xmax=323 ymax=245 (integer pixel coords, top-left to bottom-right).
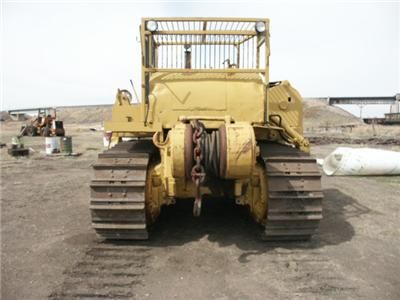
xmin=303 ymin=98 xmax=363 ymax=128
xmin=302 ymin=98 xmax=400 ymax=138
xmin=0 ymin=111 xmax=11 ymax=122
xmin=56 ymin=105 xmax=112 ymax=124
xmin=56 ymin=99 xmax=361 ymax=127
xmin=0 ymin=111 xmax=31 ymax=122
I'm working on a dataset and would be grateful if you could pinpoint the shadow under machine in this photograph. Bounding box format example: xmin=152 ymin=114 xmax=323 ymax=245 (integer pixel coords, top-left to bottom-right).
xmin=90 ymin=18 xmax=323 ymax=241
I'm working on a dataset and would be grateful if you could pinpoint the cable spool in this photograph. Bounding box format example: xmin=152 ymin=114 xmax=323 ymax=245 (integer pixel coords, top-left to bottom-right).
xmin=175 ymin=121 xmax=256 ymax=179
xmin=218 ymin=123 xmax=256 ymax=179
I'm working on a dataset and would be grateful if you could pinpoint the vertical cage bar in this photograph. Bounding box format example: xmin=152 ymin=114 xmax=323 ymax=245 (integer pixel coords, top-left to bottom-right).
xmin=196 ymin=34 xmax=198 ymax=69
xmin=223 ymin=35 xmax=226 ymax=68
xmin=208 ymin=34 xmax=211 ymax=68
xmin=213 ymin=35 xmax=216 ymax=69
xmin=172 ymin=23 xmax=176 ymax=69
xmin=199 ymin=36 xmax=202 ymax=69
xmin=246 ymin=38 xmax=249 ymax=69
xmin=256 ymin=35 xmax=260 ymax=68
xmin=228 ymin=35 xmax=231 ymax=67
xmin=252 ymin=36 xmax=256 ymax=68
xmin=166 ymin=35 xmax=169 ymax=68
xmin=236 ymin=36 xmax=239 ymax=67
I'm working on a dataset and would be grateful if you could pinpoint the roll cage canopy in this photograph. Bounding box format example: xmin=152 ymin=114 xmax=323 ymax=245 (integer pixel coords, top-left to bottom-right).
xmin=141 ymin=17 xmax=270 ymax=73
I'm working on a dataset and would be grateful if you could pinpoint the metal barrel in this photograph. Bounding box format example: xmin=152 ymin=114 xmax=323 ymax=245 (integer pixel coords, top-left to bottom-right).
xmin=45 ymin=137 xmax=60 ymax=154
xmin=60 ymin=136 xmax=73 ymax=154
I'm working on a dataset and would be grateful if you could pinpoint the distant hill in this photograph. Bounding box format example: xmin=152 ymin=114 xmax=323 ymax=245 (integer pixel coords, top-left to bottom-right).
xmin=0 ymin=99 xmax=365 ymax=127
xmin=56 ymin=105 xmax=112 ymax=124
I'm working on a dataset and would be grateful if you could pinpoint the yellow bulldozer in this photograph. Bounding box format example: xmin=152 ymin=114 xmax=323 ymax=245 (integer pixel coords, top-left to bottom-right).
xmin=90 ymin=18 xmax=323 ymax=241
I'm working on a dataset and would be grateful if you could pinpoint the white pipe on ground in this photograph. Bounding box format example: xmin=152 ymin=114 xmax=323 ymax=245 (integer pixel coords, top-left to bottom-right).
xmin=322 ymin=147 xmax=400 ymax=176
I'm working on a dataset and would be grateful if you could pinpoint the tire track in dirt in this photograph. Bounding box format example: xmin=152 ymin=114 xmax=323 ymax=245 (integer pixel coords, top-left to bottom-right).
xmin=49 ymin=244 xmax=151 ymax=300
xmin=267 ymin=248 xmax=360 ymax=298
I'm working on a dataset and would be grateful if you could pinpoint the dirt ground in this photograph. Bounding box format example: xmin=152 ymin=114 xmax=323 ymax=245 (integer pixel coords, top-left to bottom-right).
xmin=1 ymin=121 xmax=400 ymax=300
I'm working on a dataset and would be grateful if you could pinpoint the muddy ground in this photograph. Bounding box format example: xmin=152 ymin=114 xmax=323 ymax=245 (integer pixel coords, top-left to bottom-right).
xmin=1 ymin=122 xmax=400 ymax=300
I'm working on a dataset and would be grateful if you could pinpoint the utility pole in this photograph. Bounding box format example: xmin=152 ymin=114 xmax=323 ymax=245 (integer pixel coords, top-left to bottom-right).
xmin=359 ymin=105 xmax=364 ymax=119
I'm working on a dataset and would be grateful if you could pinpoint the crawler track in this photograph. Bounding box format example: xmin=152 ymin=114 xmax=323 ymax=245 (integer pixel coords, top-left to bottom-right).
xmin=90 ymin=140 xmax=154 ymax=240
xmin=260 ymin=143 xmax=323 ymax=241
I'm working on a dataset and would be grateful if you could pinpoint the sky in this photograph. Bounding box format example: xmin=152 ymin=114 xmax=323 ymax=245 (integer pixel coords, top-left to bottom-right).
xmin=1 ymin=0 xmax=399 ymax=117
